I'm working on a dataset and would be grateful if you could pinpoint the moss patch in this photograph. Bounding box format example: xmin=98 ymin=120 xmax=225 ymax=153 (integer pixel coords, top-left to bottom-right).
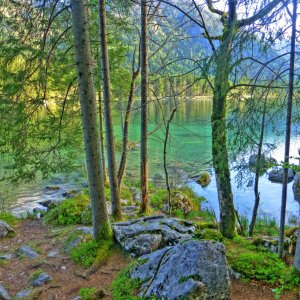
xmin=111 ymin=263 xmax=143 ymax=300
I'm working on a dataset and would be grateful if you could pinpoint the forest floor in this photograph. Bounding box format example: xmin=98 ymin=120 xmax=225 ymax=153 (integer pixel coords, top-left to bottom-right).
xmin=0 ymin=219 xmax=298 ymax=300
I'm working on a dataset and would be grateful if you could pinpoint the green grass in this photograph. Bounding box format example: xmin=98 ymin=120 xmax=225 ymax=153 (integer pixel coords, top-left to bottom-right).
xmin=79 ymin=287 xmax=104 ymax=300
xmin=225 ymin=236 xmax=300 ymax=290
xmin=0 ymin=211 xmax=19 ymax=226
xmin=111 ymin=263 xmax=143 ymax=300
xmin=69 ymin=235 xmax=113 ymax=268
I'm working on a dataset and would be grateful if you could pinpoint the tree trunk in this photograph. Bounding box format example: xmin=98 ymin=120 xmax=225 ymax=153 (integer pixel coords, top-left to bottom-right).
xmin=98 ymin=90 xmax=108 ymax=186
xmin=211 ymin=1 xmax=237 ymax=239
xmin=98 ymin=0 xmax=122 ymax=220
xmin=118 ymin=49 xmax=140 ymax=186
xmin=71 ymin=0 xmax=110 ymax=240
xmin=140 ymin=0 xmax=149 ymax=213
xmin=278 ymin=0 xmax=297 ymax=258
xmin=294 ymin=214 xmax=300 ymax=271
xmin=249 ymin=97 xmax=267 ymax=236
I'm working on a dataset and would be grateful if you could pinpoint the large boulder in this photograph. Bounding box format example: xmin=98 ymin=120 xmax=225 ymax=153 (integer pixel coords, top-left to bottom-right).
xmin=131 ymin=240 xmax=230 ymax=300
xmin=112 ymin=216 xmax=195 ymax=256
xmin=268 ymin=168 xmax=294 ymax=183
xmin=0 ymin=221 xmax=14 ymax=238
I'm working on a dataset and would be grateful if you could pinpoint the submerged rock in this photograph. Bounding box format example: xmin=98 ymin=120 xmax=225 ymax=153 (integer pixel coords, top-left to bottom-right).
xmin=131 ymin=240 xmax=230 ymax=300
xmin=0 ymin=221 xmax=14 ymax=238
xmin=0 ymin=284 xmax=10 ymax=300
xmin=112 ymin=216 xmax=195 ymax=256
xmin=16 ymin=245 xmax=39 ymax=259
xmin=31 ymin=273 xmax=52 ymax=287
xmin=268 ymin=168 xmax=294 ymax=183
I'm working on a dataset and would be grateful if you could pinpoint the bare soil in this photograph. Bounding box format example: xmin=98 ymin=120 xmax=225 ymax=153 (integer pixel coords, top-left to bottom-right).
xmin=0 ymin=219 xmax=298 ymax=299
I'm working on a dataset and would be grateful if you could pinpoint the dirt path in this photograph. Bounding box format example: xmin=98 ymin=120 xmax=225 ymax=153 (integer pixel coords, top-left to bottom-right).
xmin=0 ymin=219 xmax=298 ymax=299
xmin=0 ymin=219 xmax=130 ymax=299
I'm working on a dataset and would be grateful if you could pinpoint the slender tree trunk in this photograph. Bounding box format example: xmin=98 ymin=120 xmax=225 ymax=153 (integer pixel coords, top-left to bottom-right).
xmin=249 ymin=97 xmax=267 ymax=236
xmin=140 ymin=0 xmax=149 ymax=213
xmin=71 ymin=0 xmax=110 ymax=240
xmin=118 ymin=51 xmax=140 ymax=186
xmin=211 ymin=1 xmax=237 ymax=239
xmin=98 ymin=0 xmax=122 ymax=220
xmin=279 ymin=0 xmax=297 ymax=258
xmin=98 ymin=90 xmax=108 ymax=185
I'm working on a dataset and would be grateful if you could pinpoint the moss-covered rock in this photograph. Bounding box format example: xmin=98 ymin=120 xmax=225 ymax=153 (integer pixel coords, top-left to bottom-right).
xmin=194 ymin=227 xmax=223 ymax=242
xmin=162 ymin=191 xmax=193 ymax=216
xmin=196 ymin=172 xmax=211 ymax=187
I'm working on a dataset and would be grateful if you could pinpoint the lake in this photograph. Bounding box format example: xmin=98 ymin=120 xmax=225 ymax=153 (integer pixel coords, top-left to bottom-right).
xmin=3 ymin=98 xmax=300 ymax=223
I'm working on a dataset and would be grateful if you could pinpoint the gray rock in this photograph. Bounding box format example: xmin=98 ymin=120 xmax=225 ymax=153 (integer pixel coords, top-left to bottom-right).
xmin=112 ymin=216 xmax=195 ymax=256
xmin=31 ymin=273 xmax=52 ymax=287
xmin=71 ymin=297 xmax=81 ymax=300
xmin=131 ymin=240 xmax=230 ymax=300
xmin=38 ymin=199 xmax=63 ymax=209
xmin=268 ymin=168 xmax=294 ymax=183
xmin=0 ymin=221 xmax=14 ymax=238
xmin=0 ymin=254 xmax=13 ymax=260
xmin=16 ymin=245 xmax=39 ymax=259
xmin=0 ymin=284 xmax=10 ymax=300
xmin=47 ymin=250 xmax=59 ymax=258
xmin=252 ymin=236 xmax=293 ymax=255
xmin=15 ymin=289 xmax=32 ymax=299
xmin=228 ymin=267 xmax=242 ymax=280
xmin=75 ymin=226 xmax=93 ymax=236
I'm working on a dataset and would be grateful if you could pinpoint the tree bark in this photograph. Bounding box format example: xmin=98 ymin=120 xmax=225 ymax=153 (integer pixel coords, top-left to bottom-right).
xmin=140 ymin=0 xmax=149 ymax=213
xmin=249 ymin=97 xmax=267 ymax=236
xmin=98 ymin=0 xmax=122 ymax=220
xmin=98 ymin=90 xmax=108 ymax=186
xmin=118 ymin=52 xmax=140 ymax=187
xmin=71 ymin=0 xmax=110 ymax=240
xmin=211 ymin=1 xmax=237 ymax=238
xmin=279 ymin=0 xmax=297 ymax=258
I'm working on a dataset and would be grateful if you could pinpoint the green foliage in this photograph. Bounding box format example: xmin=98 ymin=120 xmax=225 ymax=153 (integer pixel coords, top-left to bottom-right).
xmin=70 ymin=239 xmax=99 ymax=268
xmin=44 ymin=194 xmax=90 ymax=226
xmin=150 ymin=189 xmax=167 ymax=210
xmin=225 ymin=237 xmax=300 ymax=290
xmin=79 ymin=287 xmax=105 ymax=300
xmin=111 ymin=264 xmax=143 ymax=300
xmin=70 ymin=238 xmax=113 ymax=268
xmin=194 ymin=228 xmax=223 ymax=242
xmin=254 ymin=215 xmax=278 ymax=236
xmin=0 ymin=211 xmax=18 ymax=226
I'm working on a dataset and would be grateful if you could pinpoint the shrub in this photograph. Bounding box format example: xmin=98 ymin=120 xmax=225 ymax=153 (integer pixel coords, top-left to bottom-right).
xmin=44 ymin=194 xmax=90 ymax=225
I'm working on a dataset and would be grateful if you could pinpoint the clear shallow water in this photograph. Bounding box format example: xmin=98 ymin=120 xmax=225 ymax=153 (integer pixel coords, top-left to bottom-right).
xmin=3 ymin=98 xmax=300 ymax=222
